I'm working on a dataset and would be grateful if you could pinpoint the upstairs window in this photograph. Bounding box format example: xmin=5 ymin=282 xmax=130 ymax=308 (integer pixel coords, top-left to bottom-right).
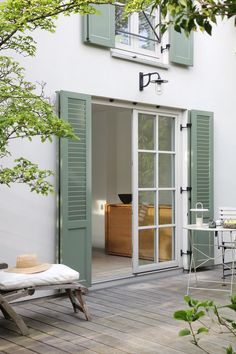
xmin=115 ymin=3 xmax=162 ymax=59
xmin=82 ymin=4 xmax=193 ymax=66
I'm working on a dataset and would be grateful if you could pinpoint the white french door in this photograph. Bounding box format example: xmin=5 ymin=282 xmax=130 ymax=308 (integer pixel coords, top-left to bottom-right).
xmin=132 ymin=110 xmax=178 ymax=273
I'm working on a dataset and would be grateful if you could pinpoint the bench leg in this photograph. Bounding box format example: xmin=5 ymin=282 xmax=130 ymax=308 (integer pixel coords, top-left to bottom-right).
xmin=66 ymin=289 xmax=91 ymax=321
xmin=0 ymin=295 xmax=29 ymax=335
xmin=0 ymin=303 xmax=11 ymax=320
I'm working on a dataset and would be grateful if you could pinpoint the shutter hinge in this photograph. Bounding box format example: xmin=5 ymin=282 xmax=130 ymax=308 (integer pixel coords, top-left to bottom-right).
xmin=180 ymin=123 xmax=192 ymax=131
xmin=180 ymin=250 xmax=192 ymax=257
xmin=180 ymin=186 xmax=192 ymax=194
xmin=161 ymin=44 xmax=170 ymax=53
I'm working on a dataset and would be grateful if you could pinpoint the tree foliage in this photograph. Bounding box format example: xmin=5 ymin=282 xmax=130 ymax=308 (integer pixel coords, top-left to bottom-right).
xmin=0 ymin=0 xmax=111 ymax=56
xmin=0 ymin=0 xmax=111 ymax=194
xmin=125 ymin=0 xmax=236 ymax=35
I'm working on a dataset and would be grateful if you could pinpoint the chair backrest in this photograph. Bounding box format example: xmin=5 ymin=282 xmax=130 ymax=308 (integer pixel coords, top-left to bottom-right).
xmin=219 ymin=207 xmax=236 ymax=222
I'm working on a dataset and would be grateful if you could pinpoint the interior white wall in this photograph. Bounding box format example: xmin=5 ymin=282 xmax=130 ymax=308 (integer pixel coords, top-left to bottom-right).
xmin=2 ymin=11 xmax=235 ymax=265
xmin=92 ymin=106 xmax=132 ymax=248
xmin=116 ymin=111 xmax=132 ymax=196
xmin=91 ymin=110 xmax=109 ymax=249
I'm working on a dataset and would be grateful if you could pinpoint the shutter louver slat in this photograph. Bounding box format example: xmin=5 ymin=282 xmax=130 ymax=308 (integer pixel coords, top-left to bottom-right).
xmin=68 ymin=98 xmax=87 ymax=221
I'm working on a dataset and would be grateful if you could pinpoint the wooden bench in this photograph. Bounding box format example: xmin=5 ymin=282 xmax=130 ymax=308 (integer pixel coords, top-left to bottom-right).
xmin=0 ymin=263 xmax=91 ymax=335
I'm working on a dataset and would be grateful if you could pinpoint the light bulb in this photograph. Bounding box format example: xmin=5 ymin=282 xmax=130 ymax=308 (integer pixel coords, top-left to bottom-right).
xmin=155 ymin=82 xmax=163 ymax=95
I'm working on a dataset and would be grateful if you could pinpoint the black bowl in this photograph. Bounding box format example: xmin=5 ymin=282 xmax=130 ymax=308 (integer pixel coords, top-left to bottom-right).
xmin=118 ymin=194 xmax=132 ymax=204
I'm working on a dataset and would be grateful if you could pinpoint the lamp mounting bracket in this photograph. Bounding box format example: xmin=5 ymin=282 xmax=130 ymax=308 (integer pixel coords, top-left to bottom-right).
xmin=139 ymin=72 xmax=168 ymax=91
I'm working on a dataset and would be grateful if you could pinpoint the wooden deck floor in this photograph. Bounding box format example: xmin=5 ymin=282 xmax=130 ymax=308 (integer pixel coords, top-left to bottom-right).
xmin=0 ymin=269 xmax=236 ymax=353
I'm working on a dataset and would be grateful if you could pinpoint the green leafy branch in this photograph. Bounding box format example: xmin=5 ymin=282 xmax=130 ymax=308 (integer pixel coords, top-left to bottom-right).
xmin=125 ymin=0 xmax=236 ymax=35
xmin=0 ymin=0 xmax=113 ymax=56
xmin=216 ymin=295 xmax=236 ymax=337
xmin=174 ymin=295 xmax=236 ymax=354
xmin=0 ymin=55 xmax=78 ymax=194
xmin=0 ymin=158 xmax=54 ymax=195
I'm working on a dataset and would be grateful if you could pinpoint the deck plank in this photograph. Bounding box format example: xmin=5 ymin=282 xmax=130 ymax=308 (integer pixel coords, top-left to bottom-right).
xmin=0 ymin=269 xmax=235 ymax=353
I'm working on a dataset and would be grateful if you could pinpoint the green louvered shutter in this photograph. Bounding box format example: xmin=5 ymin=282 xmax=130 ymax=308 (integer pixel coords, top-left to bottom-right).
xmin=189 ymin=110 xmax=214 ymax=267
xmin=83 ymin=4 xmax=115 ymax=48
xmin=170 ymin=28 xmax=193 ymax=66
xmin=59 ymin=91 xmax=91 ymax=286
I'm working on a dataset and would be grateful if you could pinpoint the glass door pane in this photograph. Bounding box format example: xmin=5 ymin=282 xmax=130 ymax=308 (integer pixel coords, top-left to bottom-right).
xmin=132 ymin=111 xmax=177 ymax=273
xmin=138 ymin=114 xmax=155 ymax=149
xmin=138 ymin=190 xmax=156 ymax=265
xmin=158 ymin=116 xmax=175 ymax=151
xmin=138 ymin=152 xmax=155 ymax=188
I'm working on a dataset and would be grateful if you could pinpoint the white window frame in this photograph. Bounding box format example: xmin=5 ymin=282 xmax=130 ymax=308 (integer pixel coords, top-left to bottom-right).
xmin=115 ymin=3 xmax=163 ymax=60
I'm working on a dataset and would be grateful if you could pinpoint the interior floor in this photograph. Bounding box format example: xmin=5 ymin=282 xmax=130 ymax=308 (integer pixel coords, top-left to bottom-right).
xmin=92 ymin=248 xmax=132 ymax=283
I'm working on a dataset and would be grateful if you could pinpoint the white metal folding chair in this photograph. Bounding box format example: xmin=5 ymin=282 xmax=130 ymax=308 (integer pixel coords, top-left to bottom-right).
xmin=219 ymin=207 xmax=236 ymax=281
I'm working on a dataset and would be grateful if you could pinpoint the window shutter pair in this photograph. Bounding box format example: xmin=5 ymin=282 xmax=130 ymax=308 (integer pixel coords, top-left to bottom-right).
xmin=82 ymin=5 xmax=193 ymax=66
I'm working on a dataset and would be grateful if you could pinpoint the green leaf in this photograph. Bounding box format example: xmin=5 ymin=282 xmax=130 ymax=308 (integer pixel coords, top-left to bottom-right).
xmin=204 ymin=21 xmax=212 ymax=35
xmin=196 ymin=16 xmax=204 ymax=26
xmin=174 ymin=310 xmax=188 ymax=321
xmin=226 ymin=344 xmax=234 ymax=354
xmin=184 ymin=295 xmax=192 ymax=304
xmin=174 ymin=24 xmax=181 ymax=33
xmin=197 ymin=327 xmax=209 ymax=334
xmin=179 ymin=328 xmax=191 ymax=336
xmin=231 ymin=295 xmax=236 ymax=305
xmin=193 ymin=310 xmax=205 ymax=321
xmin=225 ymin=304 xmax=236 ymax=311
xmin=231 ymin=322 xmax=236 ymax=329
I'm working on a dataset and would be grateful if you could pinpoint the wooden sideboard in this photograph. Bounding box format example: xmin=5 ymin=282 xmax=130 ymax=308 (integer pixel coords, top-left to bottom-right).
xmin=105 ymin=203 xmax=172 ymax=261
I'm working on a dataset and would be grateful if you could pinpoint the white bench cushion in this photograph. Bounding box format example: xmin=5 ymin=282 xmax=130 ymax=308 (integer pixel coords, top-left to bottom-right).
xmin=0 ymin=264 xmax=79 ymax=291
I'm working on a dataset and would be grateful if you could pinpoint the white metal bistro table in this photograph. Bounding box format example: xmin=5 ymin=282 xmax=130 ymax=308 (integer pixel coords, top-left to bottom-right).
xmin=184 ymin=224 xmax=236 ymax=295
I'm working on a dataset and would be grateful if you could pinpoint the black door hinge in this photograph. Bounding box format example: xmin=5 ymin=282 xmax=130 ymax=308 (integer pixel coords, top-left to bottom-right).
xmin=180 ymin=186 xmax=192 ymax=194
xmin=180 ymin=250 xmax=192 ymax=257
xmin=180 ymin=123 xmax=192 ymax=131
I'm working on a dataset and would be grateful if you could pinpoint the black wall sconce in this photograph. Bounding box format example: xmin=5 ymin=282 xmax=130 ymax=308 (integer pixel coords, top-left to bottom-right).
xmin=139 ymin=72 xmax=168 ymax=95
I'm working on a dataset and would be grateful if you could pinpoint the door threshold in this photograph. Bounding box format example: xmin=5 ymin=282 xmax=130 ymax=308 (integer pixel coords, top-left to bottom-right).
xmin=91 ymin=266 xmax=183 ymax=291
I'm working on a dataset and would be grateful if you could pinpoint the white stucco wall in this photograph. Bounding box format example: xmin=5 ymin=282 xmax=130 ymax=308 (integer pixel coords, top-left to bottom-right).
xmin=0 ymin=137 xmax=57 ymax=266
xmin=1 ymin=12 xmax=236 ymax=267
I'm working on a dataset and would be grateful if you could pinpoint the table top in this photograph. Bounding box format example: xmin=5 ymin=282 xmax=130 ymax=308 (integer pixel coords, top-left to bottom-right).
xmin=184 ymin=224 xmax=236 ymax=232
